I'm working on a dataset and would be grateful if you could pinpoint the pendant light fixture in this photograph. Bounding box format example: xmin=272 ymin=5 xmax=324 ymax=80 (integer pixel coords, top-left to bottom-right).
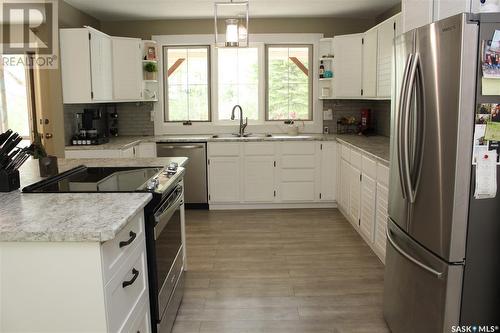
xmin=214 ymin=0 xmax=249 ymax=48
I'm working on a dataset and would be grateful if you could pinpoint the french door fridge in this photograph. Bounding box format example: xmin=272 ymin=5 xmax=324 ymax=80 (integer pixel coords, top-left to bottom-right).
xmin=384 ymin=13 xmax=500 ymax=332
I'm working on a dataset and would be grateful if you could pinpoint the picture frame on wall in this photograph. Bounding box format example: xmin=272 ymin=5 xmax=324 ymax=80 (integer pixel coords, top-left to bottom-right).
xmin=146 ymin=46 xmax=157 ymax=60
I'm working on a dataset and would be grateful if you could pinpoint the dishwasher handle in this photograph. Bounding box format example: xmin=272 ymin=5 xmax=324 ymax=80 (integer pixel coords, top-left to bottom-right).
xmin=157 ymin=144 xmax=205 ymax=150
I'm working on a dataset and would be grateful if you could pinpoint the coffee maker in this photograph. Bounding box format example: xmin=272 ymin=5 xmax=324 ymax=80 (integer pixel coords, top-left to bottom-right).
xmin=71 ymin=108 xmax=110 ymax=146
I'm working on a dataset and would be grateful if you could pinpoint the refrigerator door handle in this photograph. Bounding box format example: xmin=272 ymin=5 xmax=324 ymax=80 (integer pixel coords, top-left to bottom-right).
xmin=410 ymin=54 xmax=425 ymax=203
xmin=386 ymin=228 xmax=444 ymax=278
xmin=397 ymin=53 xmax=414 ymax=200
xmin=403 ymin=52 xmax=421 ymax=204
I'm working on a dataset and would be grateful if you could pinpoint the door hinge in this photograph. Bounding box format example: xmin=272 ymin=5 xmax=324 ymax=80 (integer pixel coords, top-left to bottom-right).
xmin=274 ymin=190 xmax=276 ymax=197
xmin=361 ymin=89 xmax=364 ymax=96
xmin=273 ymin=161 xmax=276 ymax=167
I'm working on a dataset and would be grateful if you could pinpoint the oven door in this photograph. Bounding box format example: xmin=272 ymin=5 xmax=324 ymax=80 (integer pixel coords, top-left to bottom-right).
xmin=154 ymin=184 xmax=184 ymax=323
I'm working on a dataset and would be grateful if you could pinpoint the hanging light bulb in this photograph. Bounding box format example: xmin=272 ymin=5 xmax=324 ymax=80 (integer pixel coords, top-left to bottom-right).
xmin=214 ymin=0 xmax=249 ymax=48
xmin=225 ymin=18 xmax=239 ymax=47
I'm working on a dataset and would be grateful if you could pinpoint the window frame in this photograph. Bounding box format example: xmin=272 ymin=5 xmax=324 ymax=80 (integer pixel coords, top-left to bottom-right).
xmin=212 ymin=43 xmax=265 ymax=125
xmin=162 ymin=44 xmax=212 ymax=123
xmin=265 ymin=44 xmax=314 ymax=122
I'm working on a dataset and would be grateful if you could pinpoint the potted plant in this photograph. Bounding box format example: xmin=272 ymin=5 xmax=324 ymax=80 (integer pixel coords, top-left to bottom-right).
xmin=144 ymin=61 xmax=157 ymax=80
xmin=33 ymin=134 xmax=58 ymax=177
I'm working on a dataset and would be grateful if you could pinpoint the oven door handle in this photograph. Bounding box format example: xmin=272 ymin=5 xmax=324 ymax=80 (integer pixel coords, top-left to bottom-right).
xmin=154 ymin=190 xmax=183 ymax=240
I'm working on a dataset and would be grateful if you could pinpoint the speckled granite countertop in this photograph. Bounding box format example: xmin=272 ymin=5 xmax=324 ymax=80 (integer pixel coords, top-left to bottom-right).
xmin=64 ymin=133 xmax=389 ymax=163
xmin=336 ymin=135 xmax=390 ymax=164
xmin=0 ymin=157 xmax=188 ymax=242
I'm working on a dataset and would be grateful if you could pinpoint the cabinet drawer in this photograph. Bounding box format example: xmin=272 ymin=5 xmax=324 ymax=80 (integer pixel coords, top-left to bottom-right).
xmin=362 ymin=155 xmax=377 ymax=179
xmin=281 ymin=142 xmax=316 ymax=155
xmin=208 ymin=142 xmax=240 ymax=156
xmin=105 ymin=240 xmax=148 ymax=333
xmin=65 ymin=149 xmax=122 ymax=159
xmin=281 ymin=155 xmax=315 ymax=169
xmin=350 ymin=149 xmax=362 ymax=168
xmin=121 ymin=292 xmax=151 ymax=333
xmin=280 ymin=182 xmax=315 ymax=201
xmin=244 ymin=142 xmax=275 ymax=156
xmin=281 ymin=169 xmax=315 ymax=182
xmin=102 ymin=211 xmax=145 ymax=283
xmin=377 ymin=163 xmax=390 ymax=187
xmin=341 ymin=144 xmax=350 ymax=161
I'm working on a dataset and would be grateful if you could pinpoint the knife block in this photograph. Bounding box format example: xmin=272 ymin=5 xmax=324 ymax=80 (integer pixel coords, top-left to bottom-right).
xmin=0 ymin=170 xmax=20 ymax=192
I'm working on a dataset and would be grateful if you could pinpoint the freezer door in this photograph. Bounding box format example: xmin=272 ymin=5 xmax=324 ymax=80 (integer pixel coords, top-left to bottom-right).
xmin=383 ymin=220 xmax=463 ymax=333
xmin=388 ymin=30 xmax=415 ymax=232
xmin=406 ymin=14 xmax=477 ymax=262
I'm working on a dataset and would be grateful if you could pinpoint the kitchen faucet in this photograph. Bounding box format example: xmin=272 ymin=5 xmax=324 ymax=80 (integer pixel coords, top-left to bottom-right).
xmin=231 ymin=105 xmax=248 ymax=137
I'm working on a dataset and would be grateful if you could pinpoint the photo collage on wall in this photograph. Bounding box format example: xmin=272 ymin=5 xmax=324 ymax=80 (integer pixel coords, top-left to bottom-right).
xmin=473 ymin=103 xmax=500 ymax=164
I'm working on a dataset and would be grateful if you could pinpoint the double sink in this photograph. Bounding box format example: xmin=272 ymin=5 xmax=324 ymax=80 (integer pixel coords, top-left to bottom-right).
xmin=210 ymin=133 xmax=317 ymax=140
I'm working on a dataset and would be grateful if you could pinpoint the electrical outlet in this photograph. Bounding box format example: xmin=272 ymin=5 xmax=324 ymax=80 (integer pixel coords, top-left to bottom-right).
xmin=323 ymin=109 xmax=333 ymax=120
xmin=150 ymin=110 xmax=155 ymax=122
xmin=323 ymin=126 xmax=329 ymax=134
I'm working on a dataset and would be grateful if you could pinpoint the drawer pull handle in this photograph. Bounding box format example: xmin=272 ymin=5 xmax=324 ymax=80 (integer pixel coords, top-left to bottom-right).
xmin=119 ymin=231 xmax=137 ymax=248
xmin=122 ymin=268 xmax=139 ymax=288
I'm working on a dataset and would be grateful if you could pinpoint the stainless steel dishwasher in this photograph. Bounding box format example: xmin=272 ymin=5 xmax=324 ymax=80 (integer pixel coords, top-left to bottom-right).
xmin=156 ymin=142 xmax=208 ymax=207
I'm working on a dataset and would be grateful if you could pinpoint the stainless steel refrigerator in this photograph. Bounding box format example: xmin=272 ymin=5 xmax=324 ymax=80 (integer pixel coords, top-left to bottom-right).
xmin=384 ymin=13 xmax=500 ymax=332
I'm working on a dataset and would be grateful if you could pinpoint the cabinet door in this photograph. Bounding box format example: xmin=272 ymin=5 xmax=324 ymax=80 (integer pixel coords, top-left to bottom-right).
xmin=362 ymin=28 xmax=378 ymax=98
xmin=60 ymin=29 xmax=92 ymax=103
xmin=377 ymin=16 xmax=396 ymax=98
xmin=112 ymin=37 xmax=142 ymax=100
xmin=402 ymin=0 xmax=433 ymax=33
xmin=136 ymin=142 xmax=157 ymax=158
xmin=89 ymin=30 xmax=113 ymax=101
xmin=360 ymin=174 xmax=376 ymax=243
xmin=243 ymin=156 xmax=275 ymax=202
xmin=374 ymin=183 xmax=389 ymax=262
xmin=333 ymin=34 xmax=363 ymax=98
xmin=339 ymin=158 xmax=350 ymax=212
xmin=348 ymin=164 xmax=361 ymax=227
xmin=319 ymin=142 xmax=337 ymax=201
xmin=208 ymin=157 xmax=241 ymax=203
xmin=434 ymin=0 xmax=471 ymax=21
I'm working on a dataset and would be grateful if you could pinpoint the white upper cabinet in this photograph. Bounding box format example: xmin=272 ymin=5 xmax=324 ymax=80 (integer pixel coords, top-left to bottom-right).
xmin=434 ymin=0 xmax=471 ymax=21
xmin=333 ymin=33 xmax=364 ymax=98
xmin=112 ymin=37 xmax=143 ymax=101
xmin=402 ymin=0 xmax=434 ymax=34
xmin=89 ymin=29 xmax=113 ymax=101
xmin=377 ymin=15 xmax=399 ymax=98
xmin=60 ymin=27 xmax=150 ymax=104
xmin=60 ymin=28 xmax=93 ymax=103
xmin=362 ymin=28 xmax=378 ymax=98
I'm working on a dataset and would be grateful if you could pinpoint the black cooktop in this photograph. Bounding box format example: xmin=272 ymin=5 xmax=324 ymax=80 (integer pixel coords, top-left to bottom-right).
xmin=23 ymin=166 xmax=162 ymax=193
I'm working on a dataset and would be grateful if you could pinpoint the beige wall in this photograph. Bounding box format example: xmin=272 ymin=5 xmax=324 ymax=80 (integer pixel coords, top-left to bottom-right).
xmin=59 ymin=0 xmax=101 ymax=29
xmin=376 ymin=3 xmax=401 ymax=24
xmin=101 ymin=17 xmax=375 ymax=39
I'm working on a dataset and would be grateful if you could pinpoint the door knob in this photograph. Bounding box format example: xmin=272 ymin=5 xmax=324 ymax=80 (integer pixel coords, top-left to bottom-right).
xmin=45 ymin=133 xmax=53 ymax=139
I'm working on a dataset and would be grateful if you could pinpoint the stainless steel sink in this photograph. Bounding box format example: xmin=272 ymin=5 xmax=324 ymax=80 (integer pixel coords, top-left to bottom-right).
xmin=211 ymin=133 xmax=273 ymax=139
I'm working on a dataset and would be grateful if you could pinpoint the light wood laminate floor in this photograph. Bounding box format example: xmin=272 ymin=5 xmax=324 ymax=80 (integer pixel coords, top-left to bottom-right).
xmin=172 ymin=208 xmax=389 ymax=333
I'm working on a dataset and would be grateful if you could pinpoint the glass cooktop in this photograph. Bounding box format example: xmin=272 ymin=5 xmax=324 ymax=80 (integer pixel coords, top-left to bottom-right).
xmin=23 ymin=166 xmax=163 ymax=193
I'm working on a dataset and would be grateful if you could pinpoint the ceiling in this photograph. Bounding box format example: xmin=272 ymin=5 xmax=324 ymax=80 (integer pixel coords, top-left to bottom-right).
xmin=64 ymin=0 xmax=400 ymax=21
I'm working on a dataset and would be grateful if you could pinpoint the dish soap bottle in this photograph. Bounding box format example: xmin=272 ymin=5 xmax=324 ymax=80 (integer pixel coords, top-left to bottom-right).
xmin=319 ymin=60 xmax=325 ymax=79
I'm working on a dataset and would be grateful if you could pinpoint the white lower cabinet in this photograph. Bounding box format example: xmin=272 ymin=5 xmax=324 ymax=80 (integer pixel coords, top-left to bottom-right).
xmin=337 ymin=142 xmax=390 ymax=263
xmin=0 ymin=210 xmax=151 ymax=333
xmin=207 ymin=141 xmax=336 ymax=207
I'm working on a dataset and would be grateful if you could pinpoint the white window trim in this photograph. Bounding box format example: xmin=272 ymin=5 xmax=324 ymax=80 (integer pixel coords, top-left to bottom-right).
xmin=152 ymin=33 xmax=323 ymax=135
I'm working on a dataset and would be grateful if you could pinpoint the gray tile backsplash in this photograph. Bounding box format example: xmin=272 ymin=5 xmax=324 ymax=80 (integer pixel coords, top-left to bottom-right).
xmin=114 ymin=103 xmax=155 ymax=137
xmin=63 ymin=103 xmax=155 ymax=145
xmin=322 ymin=99 xmax=391 ymax=136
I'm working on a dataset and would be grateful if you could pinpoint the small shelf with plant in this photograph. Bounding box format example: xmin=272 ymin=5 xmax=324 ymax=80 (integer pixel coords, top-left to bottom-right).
xmin=143 ymin=61 xmax=158 ymax=81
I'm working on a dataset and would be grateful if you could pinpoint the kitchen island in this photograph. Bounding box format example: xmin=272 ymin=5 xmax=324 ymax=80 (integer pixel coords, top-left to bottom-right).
xmin=0 ymin=157 xmax=187 ymax=333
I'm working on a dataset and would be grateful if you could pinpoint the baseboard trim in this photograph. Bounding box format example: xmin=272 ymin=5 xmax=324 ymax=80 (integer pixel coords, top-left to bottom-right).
xmin=209 ymin=202 xmax=337 ymax=210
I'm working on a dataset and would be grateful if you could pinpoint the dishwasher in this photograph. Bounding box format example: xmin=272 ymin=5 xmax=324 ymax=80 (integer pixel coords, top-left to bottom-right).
xmin=156 ymin=142 xmax=208 ymax=208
